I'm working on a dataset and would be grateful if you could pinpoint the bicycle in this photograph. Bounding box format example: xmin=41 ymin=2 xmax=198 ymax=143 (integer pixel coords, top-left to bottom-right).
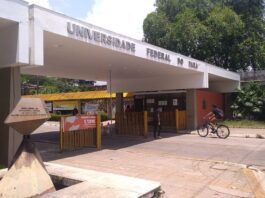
xmin=197 ymin=119 xmax=230 ymax=139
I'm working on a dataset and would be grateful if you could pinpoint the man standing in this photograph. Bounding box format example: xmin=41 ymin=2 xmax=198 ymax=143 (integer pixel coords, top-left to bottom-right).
xmin=72 ymin=107 xmax=79 ymax=116
xmin=153 ymin=108 xmax=161 ymax=139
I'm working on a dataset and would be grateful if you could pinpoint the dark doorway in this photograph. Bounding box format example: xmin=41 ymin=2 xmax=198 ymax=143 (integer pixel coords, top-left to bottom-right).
xmin=134 ymin=98 xmax=144 ymax=112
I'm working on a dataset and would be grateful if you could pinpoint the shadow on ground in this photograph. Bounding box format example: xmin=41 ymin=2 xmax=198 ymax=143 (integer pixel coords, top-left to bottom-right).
xmin=32 ymin=129 xmax=190 ymax=162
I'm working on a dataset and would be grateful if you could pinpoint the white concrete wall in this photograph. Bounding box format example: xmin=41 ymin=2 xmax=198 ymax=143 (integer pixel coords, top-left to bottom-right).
xmin=209 ymin=81 xmax=240 ymax=93
xmin=207 ymin=64 xmax=240 ymax=81
xmin=28 ymin=5 xmax=240 ymax=90
xmin=109 ymin=73 xmax=208 ymax=92
xmin=29 ymin=6 xmax=44 ymax=66
xmin=26 ymin=6 xmax=240 ymax=91
xmin=29 ymin=6 xmax=208 ymax=72
xmin=0 ymin=25 xmax=18 ymax=66
xmin=0 ymin=0 xmax=29 ymax=67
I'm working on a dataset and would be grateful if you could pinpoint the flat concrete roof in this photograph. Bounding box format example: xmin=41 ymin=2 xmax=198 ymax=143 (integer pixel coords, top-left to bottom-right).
xmin=0 ymin=0 xmax=240 ymax=92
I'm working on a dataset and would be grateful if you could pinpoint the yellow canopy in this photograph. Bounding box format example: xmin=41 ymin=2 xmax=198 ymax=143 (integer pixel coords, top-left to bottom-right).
xmin=23 ymin=91 xmax=132 ymax=101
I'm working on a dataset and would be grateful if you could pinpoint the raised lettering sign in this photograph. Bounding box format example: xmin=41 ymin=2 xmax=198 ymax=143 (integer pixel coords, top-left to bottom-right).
xmin=67 ymin=22 xmax=136 ymax=53
xmin=146 ymin=48 xmax=171 ymax=62
xmin=188 ymin=61 xmax=199 ymax=69
xmin=177 ymin=57 xmax=184 ymax=66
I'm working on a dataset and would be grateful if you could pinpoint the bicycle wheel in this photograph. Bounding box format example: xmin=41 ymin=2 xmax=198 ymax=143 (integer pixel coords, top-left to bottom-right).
xmin=197 ymin=124 xmax=209 ymax=137
xmin=216 ymin=125 xmax=230 ymax=139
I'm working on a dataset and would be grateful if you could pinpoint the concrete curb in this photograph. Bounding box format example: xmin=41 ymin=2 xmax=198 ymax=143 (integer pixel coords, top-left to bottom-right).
xmin=243 ymin=168 xmax=265 ymax=198
xmin=1 ymin=157 xmax=264 ymax=197
xmin=175 ymin=154 xmax=265 ymax=197
xmin=254 ymin=170 xmax=265 ymax=195
xmin=188 ymin=131 xmax=265 ymax=139
xmin=152 ymin=142 xmax=265 ymax=195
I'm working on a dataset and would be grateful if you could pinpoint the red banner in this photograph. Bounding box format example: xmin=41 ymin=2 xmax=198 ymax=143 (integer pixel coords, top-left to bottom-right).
xmin=62 ymin=115 xmax=96 ymax=132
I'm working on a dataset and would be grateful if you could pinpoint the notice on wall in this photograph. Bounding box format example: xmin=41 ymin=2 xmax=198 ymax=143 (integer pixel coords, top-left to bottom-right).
xmin=53 ymin=101 xmax=78 ymax=111
xmin=83 ymin=102 xmax=98 ymax=114
xmin=173 ymin=99 xmax=178 ymax=106
xmin=45 ymin=102 xmax=53 ymax=112
xmin=146 ymin=99 xmax=155 ymax=104
xmin=158 ymin=101 xmax=167 ymax=106
xmin=62 ymin=115 xmax=96 ymax=132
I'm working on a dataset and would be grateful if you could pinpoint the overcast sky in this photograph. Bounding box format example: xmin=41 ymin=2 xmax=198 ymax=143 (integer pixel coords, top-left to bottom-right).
xmin=25 ymin=0 xmax=156 ymax=40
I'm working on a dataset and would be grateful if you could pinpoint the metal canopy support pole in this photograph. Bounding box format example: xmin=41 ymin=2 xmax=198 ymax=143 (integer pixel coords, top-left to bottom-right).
xmin=109 ymin=69 xmax=113 ymax=132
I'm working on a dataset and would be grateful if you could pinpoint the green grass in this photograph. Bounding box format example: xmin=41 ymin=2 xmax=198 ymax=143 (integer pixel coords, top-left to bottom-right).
xmin=0 ymin=164 xmax=5 ymax=169
xmin=223 ymin=120 xmax=265 ymax=129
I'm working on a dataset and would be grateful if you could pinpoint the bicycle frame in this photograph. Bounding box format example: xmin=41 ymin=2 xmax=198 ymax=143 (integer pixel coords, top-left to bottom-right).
xmin=202 ymin=119 xmax=217 ymax=133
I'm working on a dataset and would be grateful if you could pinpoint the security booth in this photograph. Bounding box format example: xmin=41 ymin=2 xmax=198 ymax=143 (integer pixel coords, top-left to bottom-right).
xmin=134 ymin=91 xmax=186 ymax=132
xmin=0 ymin=0 xmax=240 ymax=166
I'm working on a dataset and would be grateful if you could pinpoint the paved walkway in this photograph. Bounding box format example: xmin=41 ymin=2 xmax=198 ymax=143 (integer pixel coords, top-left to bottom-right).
xmin=32 ymin=126 xmax=265 ymax=197
xmin=228 ymin=128 xmax=265 ymax=138
xmin=36 ymin=142 xmax=265 ymax=197
xmin=189 ymin=127 xmax=265 ymax=138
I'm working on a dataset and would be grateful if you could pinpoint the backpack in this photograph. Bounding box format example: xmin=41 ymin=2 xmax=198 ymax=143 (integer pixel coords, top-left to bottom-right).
xmin=214 ymin=108 xmax=224 ymax=119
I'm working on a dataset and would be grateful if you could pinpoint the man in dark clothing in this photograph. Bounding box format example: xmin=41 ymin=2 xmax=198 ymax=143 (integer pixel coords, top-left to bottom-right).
xmin=72 ymin=107 xmax=79 ymax=116
xmin=212 ymin=105 xmax=224 ymax=120
xmin=153 ymin=108 xmax=161 ymax=139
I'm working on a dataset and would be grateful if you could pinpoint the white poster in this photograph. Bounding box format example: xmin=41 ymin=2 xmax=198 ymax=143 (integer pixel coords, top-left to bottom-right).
xmin=45 ymin=102 xmax=52 ymax=112
xmin=158 ymin=101 xmax=167 ymax=106
xmin=83 ymin=102 xmax=99 ymax=114
xmin=146 ymin=99 xmax=155 ymax=104
xmin=173 ymin=99 xmax=178 ymax=106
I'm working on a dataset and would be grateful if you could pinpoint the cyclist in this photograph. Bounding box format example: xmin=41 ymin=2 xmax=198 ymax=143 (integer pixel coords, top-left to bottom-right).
xmin=198 ymin=105 xmax=229 ymax=138
xmin=203 ymin=105 xmax=224 ymax=131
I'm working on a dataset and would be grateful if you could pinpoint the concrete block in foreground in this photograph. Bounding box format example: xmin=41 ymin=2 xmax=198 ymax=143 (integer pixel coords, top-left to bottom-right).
xmin=43 ymin=162 xmax=161 ymax=198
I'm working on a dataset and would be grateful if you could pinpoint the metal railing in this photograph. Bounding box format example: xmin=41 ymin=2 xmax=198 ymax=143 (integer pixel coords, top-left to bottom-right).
xmin=239 ymin=70 xmax=265 ymax=82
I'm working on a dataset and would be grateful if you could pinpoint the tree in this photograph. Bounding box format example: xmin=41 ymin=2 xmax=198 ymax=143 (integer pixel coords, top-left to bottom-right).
xmin=143 ymin=12 xmax=170 ymax=47
xmin=231 ymin=82 xmax=265 ymax=120
xmin=204 ymin=6 xmax=244 ymax=70
xmin=226 ymin=0 xmax=265 ymax=19
xmin=155 ymin=0 xmax=218 ymax=21
xmin=169 ymin=9 xmax=209 ymax=59
xmin=226 ymin=0 xmax=265 ymax=70
xmin=21 ymin=75 xmax=95 ymax=95
xmin=144 ymin=0 xmax=265 ymax=71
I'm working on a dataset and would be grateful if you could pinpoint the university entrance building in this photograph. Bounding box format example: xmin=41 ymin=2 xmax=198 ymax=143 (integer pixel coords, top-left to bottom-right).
xmin=0 ymin=0 xmax=240 ymax=166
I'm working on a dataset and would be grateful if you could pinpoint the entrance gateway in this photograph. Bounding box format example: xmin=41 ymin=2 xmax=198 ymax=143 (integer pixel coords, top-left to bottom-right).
xmin=0 ymin=0 xmax=240 ymax=166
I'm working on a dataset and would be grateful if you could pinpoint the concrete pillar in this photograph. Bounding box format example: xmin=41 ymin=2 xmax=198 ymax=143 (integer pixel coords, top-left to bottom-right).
xmin=116 ymin=93 xmax=124 ymax=113
xmin=186 ymin=89 xmax=197 ymax=130
xmin=0 ymin=67 xmax=22 ymax=167
xmin=224 ymin=93 xmax=234 ymax=119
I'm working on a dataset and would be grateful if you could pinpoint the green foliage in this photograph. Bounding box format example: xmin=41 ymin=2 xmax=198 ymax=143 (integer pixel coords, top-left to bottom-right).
xmin=223 ymin=0 xmax=265 ymax=71
xmin=49 ymin=114 xmax=63 ymax=122
xmin=0 ymin=164 xmax=5 ymax=169
xmin=230 ymin=82 xmax=265 ymax=120
xmin=223 ymin=119 xmax=265 ymax=129
xmin=227 ymin=0 xmax=265 ymax=19
xmin=155 ymin=0 xmax=216 ymax=21
xmin=170 ymin=9 xmax=209 ymax=58
xmin=100 ymin=112 xmax=109 ymax=122
xmin=21 ymin=75 xmax=95 ymax=95
xmin=48 ymin=113 xmax=109 ymax=122
xmin=144 ymin=0 xmax=265 ymax=71
xmin=143 ymin=12 xmax=170 ymax=47
xmin=204 ymin=6 xmax=244 ymax=70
